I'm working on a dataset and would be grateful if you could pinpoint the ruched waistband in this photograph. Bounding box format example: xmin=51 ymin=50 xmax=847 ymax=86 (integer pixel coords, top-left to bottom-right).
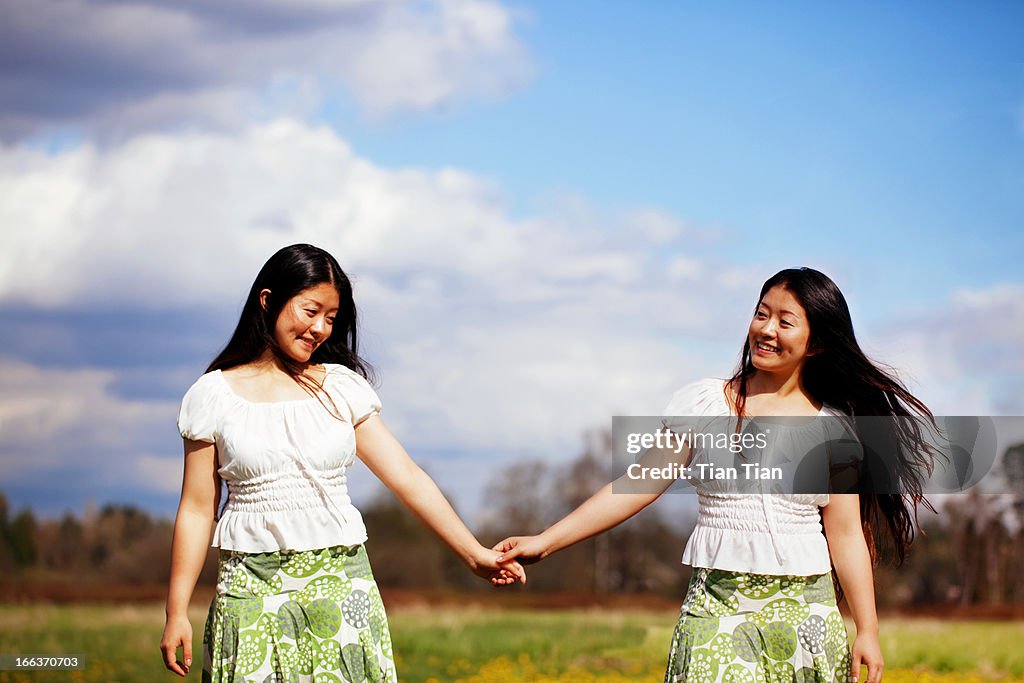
xmin=696 ymin=493 xmax=823 ymax=535
xmin=225 ymin=466 xmax=351 ymax=513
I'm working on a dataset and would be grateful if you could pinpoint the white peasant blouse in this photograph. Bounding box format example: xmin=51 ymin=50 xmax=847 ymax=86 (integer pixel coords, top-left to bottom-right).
xmin=663 ymin=378 xmax=853 ymax=576
xmin=177 ymin=363 xmax=380 ymax=553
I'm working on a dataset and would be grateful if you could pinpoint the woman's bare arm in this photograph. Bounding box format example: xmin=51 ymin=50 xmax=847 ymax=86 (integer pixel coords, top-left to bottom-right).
xmin=494 ymin=441 xmax=687 ymax=566
xmin=823 ymin=494 xmax=884 ymax=683
xmin=161 ymin=439 xmax=220 ymax=676
xmin=353 ymin=415 xmax=523 ymax=583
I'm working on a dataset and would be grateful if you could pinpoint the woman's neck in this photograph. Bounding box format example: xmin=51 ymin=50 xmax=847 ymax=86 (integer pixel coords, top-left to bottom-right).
xmin=740 ymin=368 xmax=822 ymax=416
xmin=252 ymin=349 xmax=310 ymax=375
xmin=747 ymin=369 xmax=807 ymax=399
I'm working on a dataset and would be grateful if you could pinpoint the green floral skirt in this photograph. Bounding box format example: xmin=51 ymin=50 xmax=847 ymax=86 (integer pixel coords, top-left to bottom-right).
xmin=664 ymin=568 xmax=852 ymax=683
xmin=202 ymin=544 xmax=397 ymax=683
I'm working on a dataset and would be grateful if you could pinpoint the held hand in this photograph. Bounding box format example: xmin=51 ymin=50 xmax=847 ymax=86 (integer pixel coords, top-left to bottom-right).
xmin=851 ymin=630 xmax=883 ymax=683
xmin=493 ymin=535 xmax=549 ymax=566
xmin=487 ymin=565 xmax=525 ymax=586
xmin=469 ymin=545 xmax=526 ymax=585
xmin=160 ymin=614 xmax=193 ymax=677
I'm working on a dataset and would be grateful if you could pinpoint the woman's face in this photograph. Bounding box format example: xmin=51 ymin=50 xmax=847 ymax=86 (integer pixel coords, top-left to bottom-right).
xmin=748 ymin=285 xmax=814 ymax=375
xmin=264 ymin=283 xmax=340 ymax=364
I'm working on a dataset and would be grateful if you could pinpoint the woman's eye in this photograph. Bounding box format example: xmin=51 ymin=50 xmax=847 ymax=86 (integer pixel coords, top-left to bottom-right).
xmin=326 ymin=318 xmax=335 ymax=325
xmin=305 ymin=309 xmax=317 ymax=315
xmin=781 ymin=320 xmax=793 ymax=327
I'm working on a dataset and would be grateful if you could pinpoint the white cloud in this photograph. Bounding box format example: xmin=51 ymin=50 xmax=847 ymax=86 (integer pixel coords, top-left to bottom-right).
xmin=340 ymin=0 xmax=531 ymax=114
xmin=0 ymin=359 xmax=173 ymax=479
xmin=0 ymin=119 xmax=735 ymax=326
xmin=866 ymin=283 xmax=1024 ymax=415
xmin=0 ymin=120 xmax=742 ymax=500
xmin=0 ymin=360 xmax=166 ymax=445
xmin=2 ymin=120 xmax=1018 ymax=517
xmin=0 ymin=0 xmax=532 ymax=138
xmin=667 ymin=257 xmax=702 ymax=281
xmin=135 ymin=455 xmax=185 ymax=495
xmin=615 ymin=207 xmax=687 ymax=245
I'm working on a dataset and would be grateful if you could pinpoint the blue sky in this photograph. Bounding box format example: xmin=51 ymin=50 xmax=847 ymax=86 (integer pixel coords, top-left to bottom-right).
xmin=327 ymin=1 xmax=1023 ymax=308
xmin=0 ymin=1 xmax=1021 ymax=522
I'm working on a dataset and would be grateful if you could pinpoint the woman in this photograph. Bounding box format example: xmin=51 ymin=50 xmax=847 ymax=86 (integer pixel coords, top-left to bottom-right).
xmin=160 ymin=244 xmax=523 ymax=682
xmin=495 ymin=267 xmax=935 ymax=683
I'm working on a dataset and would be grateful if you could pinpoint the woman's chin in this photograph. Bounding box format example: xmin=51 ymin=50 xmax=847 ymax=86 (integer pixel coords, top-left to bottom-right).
xmin=750 ymin=355 xmax=782 ymax=372
xmin=283 ymin=348 xmax=313 ymax=364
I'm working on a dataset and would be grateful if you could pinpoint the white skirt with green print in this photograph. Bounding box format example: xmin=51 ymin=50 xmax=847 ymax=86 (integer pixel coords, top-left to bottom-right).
xmin=203 ymin=544 xmax=396 ymax=683
xmin=664 ymin=568 xmax=853 ymax=683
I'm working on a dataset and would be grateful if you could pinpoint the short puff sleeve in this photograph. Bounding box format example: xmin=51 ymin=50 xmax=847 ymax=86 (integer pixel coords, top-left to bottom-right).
xmin=822 ymin=407 xmax=863 ymax=494
xmin=662 ymin=378 xmax=726 ymax=429
xmin=328 ymin=365 xmax=381 ymax=426
xmin=177 ymin=373 xmax=221 ymax=443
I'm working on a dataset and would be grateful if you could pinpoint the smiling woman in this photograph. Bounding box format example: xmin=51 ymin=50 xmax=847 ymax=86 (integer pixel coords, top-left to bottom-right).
xmin=216 ymin=282 xmax=345 ymax=404
xmin=493 ymin=267 xmax=940 ymax=683
xmin=275 ymin=283 xmax=339 ymax=360
xmin=201 ymin=245 xmax=367 ymax=402
xmin=748 ymin=287 xmax=815 ymax=376
xmin=159 ymin=244 xmax=524 ymax=683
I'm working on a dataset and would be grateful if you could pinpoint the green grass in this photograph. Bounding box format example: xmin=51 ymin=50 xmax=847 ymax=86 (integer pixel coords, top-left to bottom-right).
xmin=0 ymin=604 xmax=179 ymax=683
xmin=0 ymin=604 xmax=1022 ymax=682
xmin=877 ymin=619 xmax=1024 ymax=677
xmin=388 ymin=609 xmax=668 ymax=681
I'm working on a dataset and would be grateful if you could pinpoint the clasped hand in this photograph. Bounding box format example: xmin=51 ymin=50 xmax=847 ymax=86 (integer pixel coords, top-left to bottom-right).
xmin=474 ymin=542 xmax=529 ymax=585
xmin=487 ymin=535 xmax=548 ymax=586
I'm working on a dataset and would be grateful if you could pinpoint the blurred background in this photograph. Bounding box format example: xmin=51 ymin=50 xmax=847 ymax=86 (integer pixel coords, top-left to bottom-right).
xmin=1 ymin=1 xmax=1023 ymax=681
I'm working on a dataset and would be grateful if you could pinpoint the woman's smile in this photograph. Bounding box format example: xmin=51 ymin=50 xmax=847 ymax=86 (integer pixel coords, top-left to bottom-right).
xmin=270 ymin=281 xmax=339 ymax=363
xmin=747 ymin=285 xmax=812 ymax=372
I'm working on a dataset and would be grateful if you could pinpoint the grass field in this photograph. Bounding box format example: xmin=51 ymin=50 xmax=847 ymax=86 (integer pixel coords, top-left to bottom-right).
xmin=1 ymin=604 xmax=1023 ymax=682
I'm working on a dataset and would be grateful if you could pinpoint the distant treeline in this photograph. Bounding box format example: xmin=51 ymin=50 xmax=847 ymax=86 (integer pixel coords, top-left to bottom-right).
xmin=2 ymin=435 xmax=1022 ymax=605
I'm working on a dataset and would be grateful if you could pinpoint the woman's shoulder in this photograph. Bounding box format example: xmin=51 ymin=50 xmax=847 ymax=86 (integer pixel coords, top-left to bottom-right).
xmin=178 ymin=370 xmax=227 ymax=442
xmin=180 ymin=370 xmax=233 ymax=412
xmin=322 ymin=363 xmax=381 ymax=424
xmin=182 ymin=369 xmax=224 ymax=398
xmin=322 ymin=363 xmax=373 ymax=387
xmin=321 ymin=363 xmax=379 ymax=401
xmin=663 ymin=377 xmax=729 ymax=416
xmin=819 ymin=404 xmax=848 ymax=417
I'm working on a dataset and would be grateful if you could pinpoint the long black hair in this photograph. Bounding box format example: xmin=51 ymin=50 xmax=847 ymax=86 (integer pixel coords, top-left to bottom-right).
xmin=207 ymin=244 xmax=373 ymax=395
xmin=727 ymin=267 xmax=935 ymax=573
